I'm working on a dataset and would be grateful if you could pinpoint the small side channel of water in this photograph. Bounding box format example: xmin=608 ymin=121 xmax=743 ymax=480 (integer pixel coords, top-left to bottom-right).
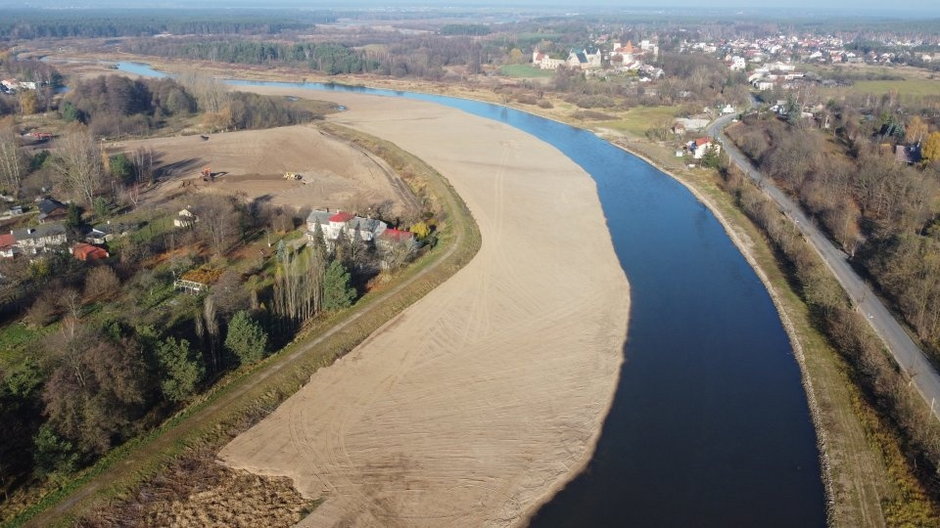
xmin=116 ymin=61 xmax=828 ymax=527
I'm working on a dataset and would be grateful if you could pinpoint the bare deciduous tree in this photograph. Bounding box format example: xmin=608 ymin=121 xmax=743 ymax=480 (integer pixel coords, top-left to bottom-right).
xmin=0 ymin=119 xmax=25 ymax=197
xmin=52 ymin=125 xmax=104 ymax=207
xmin=273 ymin=244 xmax=325 ymax=324
xmin=193 ymin=194 xmax=241 ymax=256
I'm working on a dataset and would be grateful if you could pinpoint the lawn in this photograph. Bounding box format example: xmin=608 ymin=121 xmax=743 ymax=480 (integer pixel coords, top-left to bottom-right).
xmin=498 ymin=64 xmax=554 ymax=78
xmin=597 ymin=105 xmax=681 ymax=137
xmin=0 ymin=322 xmax=48 ymax=370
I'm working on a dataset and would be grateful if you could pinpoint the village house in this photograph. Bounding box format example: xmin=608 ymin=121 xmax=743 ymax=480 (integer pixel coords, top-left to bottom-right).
xmin=174 ymin=208 xmax=199 ymax=228
xmin=37 ymin=198 xmax=67 ymax=224
xmin=688 ymin=137 xmax=720 ymax=159
xmin=0 ymin=233 xmax=15 ymax=258
xmin=306 ymin=209 xmax=388 ymax=245
xmin=72 ymin=242 xmax=109 ymax=261
xmin=84 ymin=222 xmax=133 ymax=245
xmin=9 ymin=224 xmax=67 ymax=256
xmin=377 ymin=227 xmax=415 ymax=251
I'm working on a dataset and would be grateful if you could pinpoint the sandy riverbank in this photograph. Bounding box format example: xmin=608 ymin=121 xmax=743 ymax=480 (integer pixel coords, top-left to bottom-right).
xmin=218 ymin=88 xmax=631 ymax=526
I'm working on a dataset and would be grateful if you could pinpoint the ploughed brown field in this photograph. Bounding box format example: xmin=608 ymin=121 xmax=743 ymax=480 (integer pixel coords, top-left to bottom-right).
xmin=114 ymin=124 xmax=418 ymax=215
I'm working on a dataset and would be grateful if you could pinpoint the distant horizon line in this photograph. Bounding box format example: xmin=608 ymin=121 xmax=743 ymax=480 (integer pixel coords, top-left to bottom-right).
xmin=1 ymin=2 xmax=938 ymax=19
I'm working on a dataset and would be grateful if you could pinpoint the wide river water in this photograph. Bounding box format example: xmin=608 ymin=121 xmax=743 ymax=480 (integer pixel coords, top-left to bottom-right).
xmin=118 ymin=62 xmax=828 ymax=527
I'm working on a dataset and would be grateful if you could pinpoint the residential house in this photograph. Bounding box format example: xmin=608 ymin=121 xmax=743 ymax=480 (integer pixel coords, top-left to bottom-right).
xmin=85 ymin=222 xmax=133 ymax=244
xmin=306 ymin=210 xmax=388 ymax=245
xmin=174 ymin=208 xmax=199 ymax=228
xmin=0 ymin=233 xmax=15 ymax=258
xmin=37 ymin=198 xmax=67 ymax=224
xmin=10 ymin=224 xmax=68 ymax=255
xmin=895 ymin=145 xmax=922 ymax=165
xmin=688 ymin=137 xmax=720 ymax=159
xmin=377 ymin=228 xmax=415 ymax=250
xmin=72 ymin=242 xmax=109 ymax=261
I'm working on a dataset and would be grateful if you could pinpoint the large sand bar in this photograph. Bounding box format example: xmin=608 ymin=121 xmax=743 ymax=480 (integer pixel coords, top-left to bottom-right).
xmin=220 ymin=90 xmax=631 ymax=527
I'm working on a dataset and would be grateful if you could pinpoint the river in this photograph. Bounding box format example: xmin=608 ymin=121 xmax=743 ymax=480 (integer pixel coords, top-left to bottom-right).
xmin=116 ymin=61 xmax=828 ymax=527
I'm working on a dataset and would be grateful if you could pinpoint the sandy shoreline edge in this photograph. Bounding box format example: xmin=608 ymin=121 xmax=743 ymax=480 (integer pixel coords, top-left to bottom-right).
xmin=218 ymin=89 xmax=631 ymax=527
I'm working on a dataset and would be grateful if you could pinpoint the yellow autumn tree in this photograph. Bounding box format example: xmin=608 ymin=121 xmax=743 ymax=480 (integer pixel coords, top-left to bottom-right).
xmin=18 ymin=91 xmax=38 ymax=115
xmin=409 ymin=221 xmax=431 ymax=239
xmin=905 ymin=116 xmax=929 ymax=145
xmin=923 ymin=131 xmax=940 ymax=162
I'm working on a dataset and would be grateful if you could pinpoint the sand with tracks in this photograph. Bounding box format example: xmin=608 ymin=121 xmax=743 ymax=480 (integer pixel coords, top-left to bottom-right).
xmin=113 ymin=125 xmax=419 ymax=215
xmin=219 ymin=89 xmax=630 ymax=527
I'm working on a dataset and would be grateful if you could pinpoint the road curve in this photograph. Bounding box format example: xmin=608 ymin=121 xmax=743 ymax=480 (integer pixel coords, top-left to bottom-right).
xmin=708 ymin=112 xmax=940 ymax=421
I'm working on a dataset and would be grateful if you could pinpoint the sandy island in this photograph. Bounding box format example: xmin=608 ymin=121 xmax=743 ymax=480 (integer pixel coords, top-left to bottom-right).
xmin=219 ymin=88 xmax=631 ymax=527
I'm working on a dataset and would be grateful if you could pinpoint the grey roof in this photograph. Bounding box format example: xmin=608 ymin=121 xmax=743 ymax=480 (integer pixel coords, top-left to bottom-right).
xmin=38 ymin=198 xmax=66 ymax=215
xmin=306 ymin=210 xmax=333 ymax=226
xmin=13 ymin=223 xmax=66 ymax=241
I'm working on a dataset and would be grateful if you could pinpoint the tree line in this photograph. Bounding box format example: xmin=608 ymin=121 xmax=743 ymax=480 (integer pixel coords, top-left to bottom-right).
xmin=126 ymin=39 xmax=377 ymax=76
xmin=727 ymin=111 xmax=940 ymax=361
xmin=63 ymin=74 xmax=316 ymax=138
xmin=716 ymin=161 xmax=940 ymax=524
xmin=0 ymin=9 xmax=336 ymax=40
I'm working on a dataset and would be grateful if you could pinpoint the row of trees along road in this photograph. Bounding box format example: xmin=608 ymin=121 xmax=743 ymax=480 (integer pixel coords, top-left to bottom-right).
xmin=726 ymin=111 xmax=940 ymax=361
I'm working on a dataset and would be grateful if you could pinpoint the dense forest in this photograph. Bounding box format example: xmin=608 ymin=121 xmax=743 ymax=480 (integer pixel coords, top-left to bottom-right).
xmin=125 ymin=40 xmax=376 ymax=75
xmin=63 ymin=75 xmax=315 ymax=137
xmin=0 ymin=10 xmax=337 ymax=40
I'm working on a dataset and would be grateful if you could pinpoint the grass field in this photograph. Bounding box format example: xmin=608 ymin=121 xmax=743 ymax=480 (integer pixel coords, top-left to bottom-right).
xmin=597 ymin=105 xmax=681 ymax=136
xmin=0 ymin=323 xmax=47 ymax=370
xmin=823 ymin=79 xmax=940 ymax=98
xmin=498 ymin=64 xmax=554 ymax=78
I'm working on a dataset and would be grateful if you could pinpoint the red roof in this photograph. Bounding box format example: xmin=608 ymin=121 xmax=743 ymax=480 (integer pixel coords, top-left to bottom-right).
xmin=381 ymin=228 xmax=414 ymax=243
xmin=72 ymin=243 xmax=109 ymax=261
xmin=0 ymin=233 xmax=14 ymax=249
xmin=694 ymin=137 xmax=712 ymax=146
xmin=329 ymin=211 xmax=355 ymax=223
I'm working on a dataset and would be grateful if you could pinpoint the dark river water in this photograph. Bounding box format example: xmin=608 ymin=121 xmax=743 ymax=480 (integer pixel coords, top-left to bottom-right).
xmin=118 ymin=62 xmax=828 ymax=527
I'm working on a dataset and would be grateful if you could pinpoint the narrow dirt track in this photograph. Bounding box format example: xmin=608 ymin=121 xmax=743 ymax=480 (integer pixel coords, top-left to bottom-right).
xmin=220 ymin=90 xmax=631 ymax=527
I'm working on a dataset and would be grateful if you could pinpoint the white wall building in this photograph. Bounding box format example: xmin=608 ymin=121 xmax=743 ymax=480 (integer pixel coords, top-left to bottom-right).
xmin=306 ymin=210 xmax=387 ymax=245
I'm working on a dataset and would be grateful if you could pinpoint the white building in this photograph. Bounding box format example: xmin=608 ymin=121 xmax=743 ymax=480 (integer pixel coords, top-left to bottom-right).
xmin=532 ymin=51 xmax=565 ymax=70
xmin=688 ymin=138 xmax=721 ymax=160
xmin=9 ymin=224 xmax=67 ymax=256
xmin=306 ymin=210 xmax=387 ymax=245
xmin=729 ymin=56 xmax=747 ymax=71
xmin=174 ymin=208 xmax=199 ymax=228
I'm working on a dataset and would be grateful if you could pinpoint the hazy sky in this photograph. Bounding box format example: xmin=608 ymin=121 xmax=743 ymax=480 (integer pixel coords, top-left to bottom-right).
xmin=0 ymin=0 xmax=937 ymax=16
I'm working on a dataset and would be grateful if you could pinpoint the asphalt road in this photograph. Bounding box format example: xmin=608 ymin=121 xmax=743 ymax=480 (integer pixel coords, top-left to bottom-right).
xmin=708 ymin=111 xmax=940 ymax=422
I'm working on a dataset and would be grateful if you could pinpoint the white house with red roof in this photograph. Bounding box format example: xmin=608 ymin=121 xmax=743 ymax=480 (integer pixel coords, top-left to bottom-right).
xmin=688 ymin=137 xmax=720 ymax=159
xmin=306 ymin=209 xmax=387 ymax=245
xmin=0 ymin=233 xmax=15 ymax=258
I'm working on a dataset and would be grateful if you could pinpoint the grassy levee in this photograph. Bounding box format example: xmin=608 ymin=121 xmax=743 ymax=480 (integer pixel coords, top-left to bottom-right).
xmin=678 ymin=165 xmax=940 ymax=526
xmin=6 ymin=123 xmax=481 ymax=528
